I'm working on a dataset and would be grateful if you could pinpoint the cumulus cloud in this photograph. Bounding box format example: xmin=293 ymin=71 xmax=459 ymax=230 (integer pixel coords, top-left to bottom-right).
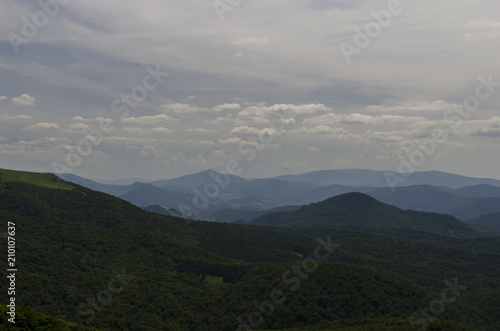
xmin=162 ymin=103 xmax=204 ymax=113
xmin=231 ymin=126 xmax=263 ymax=136
xmin=211 ymin=103 xmax=241 ymax=112
xmin=186 ymin=128 xmax=218 ymax=134
xmin=68 ymin=123 xmax=91 ymax=131
xmin=302 ymin=113 xmax=425 ymax=126
xmin=0 ymin=96 xmax=8 ymax=101
xmin=367 ymin=100 xmax=462 ymax=113
xmin=121 ymin=114 xmax=176 ymax=125
xmin=24 ymin=122 xmax=60 ymax=130
xmin=11 ymin=94 xmax=36 ymax=106
xmin=151 ymin=127 xmax=173 ymax=133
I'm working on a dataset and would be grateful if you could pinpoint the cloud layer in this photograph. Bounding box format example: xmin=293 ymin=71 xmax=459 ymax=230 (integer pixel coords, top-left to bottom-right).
xmin=0 ymin=0 xmax=499 ymax=180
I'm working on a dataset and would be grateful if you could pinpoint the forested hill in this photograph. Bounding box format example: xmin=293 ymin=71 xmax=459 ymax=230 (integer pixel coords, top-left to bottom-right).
xmin=0 ymin=168 xmax=499 ymax=330
xmin=250 ymin=192 xmax=479 ymax=238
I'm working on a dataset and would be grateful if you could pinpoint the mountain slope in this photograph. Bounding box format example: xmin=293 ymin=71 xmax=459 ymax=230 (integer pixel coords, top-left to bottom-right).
xmin=250 ymin=192 xmax=478 ymax=238
xmin=2 ymin=168 xmax=500 ymax=330
xmin=468 ymin=212 xmax=500 ymax=229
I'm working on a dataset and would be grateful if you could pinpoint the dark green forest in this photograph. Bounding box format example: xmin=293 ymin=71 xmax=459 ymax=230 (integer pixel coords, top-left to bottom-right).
xmin=0 ymin=169 xmax=499 ymax=330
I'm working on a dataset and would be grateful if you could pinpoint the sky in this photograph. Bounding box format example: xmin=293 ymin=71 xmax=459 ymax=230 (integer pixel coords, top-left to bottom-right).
xmin=0 ymin=0 xmax=499 ymax=181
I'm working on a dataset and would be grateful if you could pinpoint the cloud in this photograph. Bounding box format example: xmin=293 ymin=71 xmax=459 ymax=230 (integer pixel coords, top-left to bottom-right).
xmin=2 ymin=115 xmax=34 ymax=121
xmin=186 ymin=128 xmax=218 ymax=134
xmin=281 ymin=160 xmax=312 ymax=173
xmin=230 ymin=126 xmax=263 ymax=136
xmin=367 ymin=100 xmax=462 ymax=113
xmin=298 ymin=125 xmax=348 ymax=135
xmin=231 ymin=36 xmax=281 ymax=45
xmin=0 ymin=96 xmax=8 ymax=101
xmin=11 ymin=94 xmax=36 ymax=106
xmin=24 ymin=122 xmax=60 ymax=130
xmin=162 ymin=103 xmax=204 ymax=113
xmin=302 ymin=113 xmax=425 ymax=126
xmin=464 ymin=19 xmax=500 ymax=41
xmin=211 ymin=103 xmax=241 ymax=112
xmin=140 ymin=145 xmax=159 ymax=160
xmin=151 ymin=127 xmax=173 ymax=133
xmin=103 ymin=136 xmax=159 ymax=145
xmin=121 ymin=114 xmax=176 ymax=125
xmin=68 ymin=123 xmax=91 ymax=131
xmin=465 ymin=18 xmax=500 ymax=29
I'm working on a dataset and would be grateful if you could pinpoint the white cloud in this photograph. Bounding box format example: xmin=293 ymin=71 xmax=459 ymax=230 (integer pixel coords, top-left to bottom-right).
xmin=0 ymin=96 xmax=8 ymax=101
xmin=151 ymin=127 xmax=173 ymax=133
xmin=298 ymin=125 xmax=348 ymax=135
xmin=231 ymin=36 xmax=281 ymax=45
xmin=465 ymin=18 xmax=500 ymax=29
xmin=162 ymin=103 xmax=204 ymax=113
xmin=103 ymin=136 xmax=159 ymax=145
xmin=121 ymin=114 xmax=176 ymax=125
xmin=302 ymin=113 xmax=425 ymax=126
xmin=24 ymin=122 xmax=60 ymax=130
xmin=464 ymin=19 xmax=500 ymax=41
xmin=11 ymin=94 xmax=36 ymax=106
xmin=211 ymin=103 xmax=241 ymax=112
xmin=2 ymin=115 xmax=33 ymax=121
xmin=68 ymin=123 xmax=91 ymax=131
xmin=231 ymin=126 xmax=263 ymax=136
xmin=367 ymin=100 xmax=462 ymax=113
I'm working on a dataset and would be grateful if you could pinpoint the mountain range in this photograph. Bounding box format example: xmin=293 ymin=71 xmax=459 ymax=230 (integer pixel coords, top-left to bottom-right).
xmin=58 ymin=169 xmax=500 ymax=226
xmin=2 ymin=167 xmax=500 ymax=330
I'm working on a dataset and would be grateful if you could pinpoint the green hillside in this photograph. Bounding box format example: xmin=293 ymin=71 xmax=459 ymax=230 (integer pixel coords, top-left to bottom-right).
xmin=0 ymin=169 xmax=499 ymax=330
xmin=250 ymin=192 xmax=478 ymax=238
xmin=0 ymin=168 xmax=73 ymax=193
xmin=468 ymin=212 xmax=500 ymax=229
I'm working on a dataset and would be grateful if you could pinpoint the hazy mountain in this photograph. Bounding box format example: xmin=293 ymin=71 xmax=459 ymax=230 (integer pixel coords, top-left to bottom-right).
xmin=149 ymin=169 xmax=249 ymax=188
xmin=58 ymin=173 xmax=133 ymax=196
xmin=274 ymin=169 xmax=385 ymax=187
xmin=94 ymin=177 xmax=149 ymax=185
xmin=199 ymin=205 xmax=301 ymax=223
xmin=468 ymin=212 xmax=500 ymax=229
xmin=275 ymin=169 xmax=500 ymax=188
xmin=367 ymin=185 xmax=500 ymax=221
xmin=250 ymin=192 xmax=478 ymax=238
xmin=119 ymin=183 xmax=192 ymax=208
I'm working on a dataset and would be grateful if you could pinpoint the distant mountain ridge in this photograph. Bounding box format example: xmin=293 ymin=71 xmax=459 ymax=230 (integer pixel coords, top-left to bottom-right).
xmin=250 ymin=192 xmax=479 ymax=238
xmin=57 ymin=169 xmax=500 ymax=223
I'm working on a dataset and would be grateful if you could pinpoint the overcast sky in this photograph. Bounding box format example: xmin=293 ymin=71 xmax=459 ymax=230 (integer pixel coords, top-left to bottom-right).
xmin=1 ymin=0 xmax=499 ymax=180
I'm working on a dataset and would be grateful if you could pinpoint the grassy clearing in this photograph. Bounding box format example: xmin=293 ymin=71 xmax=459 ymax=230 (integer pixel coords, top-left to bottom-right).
xmin=0 ymin=168 xmax=74 ymax=192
